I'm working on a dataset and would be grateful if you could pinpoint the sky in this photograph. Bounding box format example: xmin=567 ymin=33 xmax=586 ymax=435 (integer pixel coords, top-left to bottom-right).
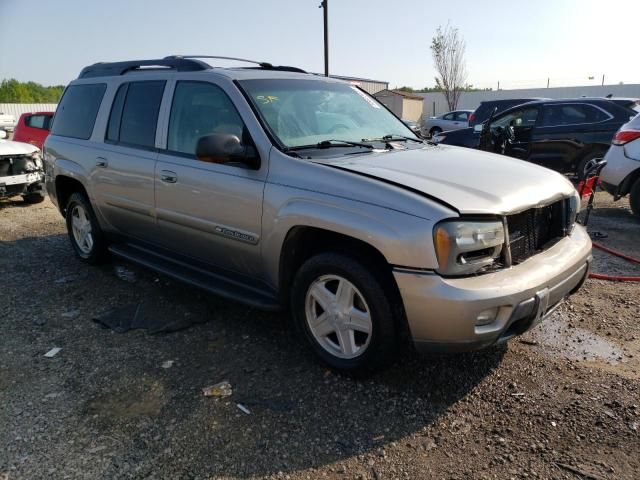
xmin=1 ymin=0 xmax=639 ymax=90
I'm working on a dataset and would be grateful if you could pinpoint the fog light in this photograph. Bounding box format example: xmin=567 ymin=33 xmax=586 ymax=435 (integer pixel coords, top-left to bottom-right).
xmin=476 ymin=307 xmax=499 ymax=326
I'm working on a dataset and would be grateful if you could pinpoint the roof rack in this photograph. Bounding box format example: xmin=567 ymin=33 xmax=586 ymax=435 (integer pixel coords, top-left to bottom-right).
xmin=166 ymin=55 xmax=307 ymax=74
xmin=78 ymin=57 xmax=210 ymax=78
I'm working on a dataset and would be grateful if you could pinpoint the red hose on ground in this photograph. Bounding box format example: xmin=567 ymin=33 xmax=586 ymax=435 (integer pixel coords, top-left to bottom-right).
xmin=588 ymin=242 xmax=640 ymax=282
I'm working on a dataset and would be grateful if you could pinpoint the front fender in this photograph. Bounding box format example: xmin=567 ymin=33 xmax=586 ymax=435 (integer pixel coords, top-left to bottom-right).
xmin=261 ymin=187 xmax=444 ymax=287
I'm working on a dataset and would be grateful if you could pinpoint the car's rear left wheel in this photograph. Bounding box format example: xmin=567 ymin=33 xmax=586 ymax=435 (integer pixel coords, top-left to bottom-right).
xmin=291 ymin=253 xmax=400 ymax=374
xmin=65 ymin=192 xmax=107 ymax=264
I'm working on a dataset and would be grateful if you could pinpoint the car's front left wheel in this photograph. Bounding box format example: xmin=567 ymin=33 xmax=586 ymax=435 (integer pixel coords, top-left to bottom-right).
xmin=65 ymin=192 xmax=107 ymax=264
xmin=290 ymin=253 xmax=401 ymax=374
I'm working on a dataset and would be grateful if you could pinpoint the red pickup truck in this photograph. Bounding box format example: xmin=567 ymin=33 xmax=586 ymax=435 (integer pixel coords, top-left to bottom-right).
xmin=13 ymin=112 xmax=54 ymax=150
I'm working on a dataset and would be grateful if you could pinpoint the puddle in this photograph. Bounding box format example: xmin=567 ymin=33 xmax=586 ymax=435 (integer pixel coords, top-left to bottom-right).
xmin=523 ymin=311 xmax=626 ymax=365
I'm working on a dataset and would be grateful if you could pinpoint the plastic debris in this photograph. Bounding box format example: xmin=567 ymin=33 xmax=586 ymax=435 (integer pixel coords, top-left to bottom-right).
xmin=161 ymin=360 xmax=174 ymax=369
xmin=61 ymin=309 xmax=80 ymax=318
xmin=44 ymin=347 xmax=61 ymax=358
xmin=114 ymin=265 xmax=136 ymax=283
xmin=236 ymin=403 xmax=251 ymax=414
xmin=202 ymin=380 xmax=232 ymax=397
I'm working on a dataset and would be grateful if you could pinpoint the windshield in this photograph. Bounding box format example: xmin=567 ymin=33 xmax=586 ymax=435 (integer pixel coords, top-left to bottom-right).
xmin=238 ymin=79 xmax=416 ymax=149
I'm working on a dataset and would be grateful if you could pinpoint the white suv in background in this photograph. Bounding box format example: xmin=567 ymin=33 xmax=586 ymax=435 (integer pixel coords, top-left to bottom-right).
xmin=601 ymin=113 xmax=640 ymax=216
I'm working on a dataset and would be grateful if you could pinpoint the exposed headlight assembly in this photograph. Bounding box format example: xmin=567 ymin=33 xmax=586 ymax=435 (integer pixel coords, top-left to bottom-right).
xmin=566 ymin=191 xmax=580 ymax=232
xmin=434 ymin=220 xmax=505 ymax=276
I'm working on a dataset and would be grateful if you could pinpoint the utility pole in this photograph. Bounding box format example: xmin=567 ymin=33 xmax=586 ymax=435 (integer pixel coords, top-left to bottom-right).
xmin=547 ymin=78 xmax=550 ymax=88
xmin=497 ymin=81 xmax=500 ymax=91
xmin=602 ymin=74 xmax=605 ymax=86
xmin=320 ymin=0 xmax=329 ymax=76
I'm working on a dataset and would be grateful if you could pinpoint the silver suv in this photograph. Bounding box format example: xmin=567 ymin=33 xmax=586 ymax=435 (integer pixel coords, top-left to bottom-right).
xmin=44 ymin=56 xmax=592 ymax=373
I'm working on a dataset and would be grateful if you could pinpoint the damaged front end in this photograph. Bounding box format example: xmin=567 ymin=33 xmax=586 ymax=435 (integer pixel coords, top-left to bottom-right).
xmin=0 ymin=151 xmax=45 ymax=200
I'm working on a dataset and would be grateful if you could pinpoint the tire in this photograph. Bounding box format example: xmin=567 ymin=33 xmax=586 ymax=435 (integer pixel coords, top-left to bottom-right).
xmin=429 ymin=127 xmax=442 ymax=138
xmin=290 ymin=253 xmax=400 ymax=374
xmin=22 ymin=193 xmax=45 ymax=204
xmin=630 ymin=178 xmax=640 ymax=217
xmin=65 ymin=192 xmax=107 ymax=264
xmin=576 ymin=151 xmax=605 ymax=181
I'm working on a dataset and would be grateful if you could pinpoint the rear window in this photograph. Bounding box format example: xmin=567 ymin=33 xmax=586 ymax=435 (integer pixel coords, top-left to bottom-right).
xmin=25 ymin=114 xmax=51 ymax=129
xmin=106 ymin=81 xmax=165 ymax=149
xmin=51 ymin=84 xmax=106 ymax=139
xmin=540 ymin=103 xmax=609 ymax=126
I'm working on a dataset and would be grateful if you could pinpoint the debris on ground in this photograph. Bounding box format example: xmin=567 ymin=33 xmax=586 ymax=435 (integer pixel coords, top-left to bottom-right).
xmin=93 ymin=302 xmax=205 ymax=334
xmin=43 ymin=347 xmax=61 ymax=358
xmin=202 ymin=381 xmax=233 ymax=397
xmin=161 ymin=360 xmax=175 ymax=369
xmin=61 ymin=309 xmax=80 ymax=318
xmin=236 ymin=403 xmax=251 ymax=414
xmin=114 ymin=265 xmax=136 ymax=283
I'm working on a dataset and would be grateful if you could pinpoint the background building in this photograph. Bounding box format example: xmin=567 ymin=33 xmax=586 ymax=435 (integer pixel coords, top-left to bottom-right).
xmin=373 ymin=89 xmax=424 ymax=121
xmin=328 ymin=75 xmax=388 ymax=95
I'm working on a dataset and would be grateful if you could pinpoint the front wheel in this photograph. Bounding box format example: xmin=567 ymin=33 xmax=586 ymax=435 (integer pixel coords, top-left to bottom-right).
xmin=429 ymin=127 xmax=442 ymax=138
xmin=65 ymin=192 xmax=108 ymax=264
xmin=290 ymin=253 xmax=400 ymax=374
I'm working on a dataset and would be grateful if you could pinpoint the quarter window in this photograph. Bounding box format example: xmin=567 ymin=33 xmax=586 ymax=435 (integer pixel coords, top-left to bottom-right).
xmin=167 ymin=81 xmax=246 ymax=157
xmin=50 ymin=83 xmax=106 ymax=139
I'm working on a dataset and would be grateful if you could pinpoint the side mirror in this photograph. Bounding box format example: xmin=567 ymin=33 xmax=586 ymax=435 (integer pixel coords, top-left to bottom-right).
xmin=195 ymin=133 xmax=260 ymax=169
xmin=473 ymin=124 xmax=483 ymax=133
xmin=0 ymin=130 xmax=6 ymax=139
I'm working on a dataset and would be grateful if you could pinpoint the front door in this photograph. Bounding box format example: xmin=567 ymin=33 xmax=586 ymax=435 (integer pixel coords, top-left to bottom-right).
xmin=480 ymin=106 xmax=539 ymax=159
xmin=154 ymin=80 xmax=266 ymax=277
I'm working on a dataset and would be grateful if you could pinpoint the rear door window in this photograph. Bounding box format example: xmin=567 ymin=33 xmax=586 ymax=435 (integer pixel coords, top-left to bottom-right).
xmin=540 ymin=104 xmax=609 ymax=126
xmin=106 ymin=80 xmax=166 ymax=149
xmin=26 ymin=114 xmax=49 ymax=129
xmin=442 ymin=113 xmax=454 ymax=121
xmin=455 ymin=111 xmax=469 ymax=121
xmin=51 ymin=83 xmax=106 ymax=139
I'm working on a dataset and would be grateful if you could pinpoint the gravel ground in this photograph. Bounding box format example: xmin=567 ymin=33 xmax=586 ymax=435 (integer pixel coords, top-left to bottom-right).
xmin=1 ymin=192 xmax=639 ymax=480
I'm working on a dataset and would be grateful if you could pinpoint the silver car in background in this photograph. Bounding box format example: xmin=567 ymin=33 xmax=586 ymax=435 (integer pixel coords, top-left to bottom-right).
xmin=601 ymin=112 xmax=640 ymax=216
xmin=421 ymin=110 xmax=473 ymax=138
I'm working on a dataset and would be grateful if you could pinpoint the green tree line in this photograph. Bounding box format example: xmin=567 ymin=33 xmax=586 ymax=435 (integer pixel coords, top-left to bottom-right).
xmin=0 ymin=79 xmax=65 ymax=103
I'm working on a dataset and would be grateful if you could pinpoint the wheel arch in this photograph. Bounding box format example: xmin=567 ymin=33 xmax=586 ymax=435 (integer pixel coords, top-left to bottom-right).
xmin=55 ymin=175 xmax=89 ymax=217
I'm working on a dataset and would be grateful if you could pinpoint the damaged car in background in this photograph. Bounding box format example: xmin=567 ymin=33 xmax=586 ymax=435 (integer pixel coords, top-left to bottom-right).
xmin=0 ymin=130 xmax=45 ymax=203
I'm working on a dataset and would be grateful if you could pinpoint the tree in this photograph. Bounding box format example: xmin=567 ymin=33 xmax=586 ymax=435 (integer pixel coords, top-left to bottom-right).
xmin=430 ymin=24 xmax=467 ymax=110
xmin=0 ymin=79 xmax=65 ymax=103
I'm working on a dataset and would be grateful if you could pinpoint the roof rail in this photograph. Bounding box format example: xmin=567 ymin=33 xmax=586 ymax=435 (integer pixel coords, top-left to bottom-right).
xmin=78 ymin=57 xmax=210 ymax=79
xmin=166 ymin=55 xmax=307 ymax=74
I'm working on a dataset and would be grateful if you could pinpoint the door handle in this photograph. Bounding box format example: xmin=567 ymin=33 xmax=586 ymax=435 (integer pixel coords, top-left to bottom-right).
xmin=96 ymin=157 xmax=108 ymax=168
xmin=160 ymin=170 xmax=177 ymax=183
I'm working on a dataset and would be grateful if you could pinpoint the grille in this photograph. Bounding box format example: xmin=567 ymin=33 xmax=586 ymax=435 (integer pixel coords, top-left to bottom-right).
xmin=507 ymin=200 xmax=566 ymax=264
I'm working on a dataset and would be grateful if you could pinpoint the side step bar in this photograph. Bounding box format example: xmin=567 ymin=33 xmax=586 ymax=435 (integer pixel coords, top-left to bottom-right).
xmin=108 ymin=243 xmax=281 ymax=311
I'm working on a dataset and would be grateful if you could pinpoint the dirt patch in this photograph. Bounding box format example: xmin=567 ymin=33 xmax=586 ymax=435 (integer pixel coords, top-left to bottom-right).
xmin=1 ymin=195 xmax=639 ymax=479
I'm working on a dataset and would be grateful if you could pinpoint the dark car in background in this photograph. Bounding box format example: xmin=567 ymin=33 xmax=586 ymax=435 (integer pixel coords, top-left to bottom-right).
xmin=436 ymin=98 xmax=637 ymax=178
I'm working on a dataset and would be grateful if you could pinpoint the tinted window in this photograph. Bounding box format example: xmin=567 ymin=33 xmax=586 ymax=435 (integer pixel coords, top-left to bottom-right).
xmin=455 ymin=112 xmax=469 ymax=121
xmin=443 ymin=113 xmax=454 ymax=121
xmin=26 ymin=114 xmax=49 ymax=129
xmin=540 ymin=104 xmax=609 ymax=126
xmin=168 ymin=81 xmax=245 ymax=156
xmin=51 ymin=84 xmax=106 ymax=139
xmin=113 ymin=81 xmax=165 ymax=148
xmin=106 ymin=84 xmax=128 ymax=142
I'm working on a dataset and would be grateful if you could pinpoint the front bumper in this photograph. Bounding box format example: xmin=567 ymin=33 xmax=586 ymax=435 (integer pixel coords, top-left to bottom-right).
xmin=0 ymin=171 xmax=44 ymax=198
xmin=394 ymin=225 xmax=592 ymax=352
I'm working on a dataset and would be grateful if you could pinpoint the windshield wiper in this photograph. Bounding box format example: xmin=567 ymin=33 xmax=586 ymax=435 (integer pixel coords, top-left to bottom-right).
xmin=361 ymin=134 xmax=424 ymax=143
xmin=287 ymin=139 xmax=374 ymax=151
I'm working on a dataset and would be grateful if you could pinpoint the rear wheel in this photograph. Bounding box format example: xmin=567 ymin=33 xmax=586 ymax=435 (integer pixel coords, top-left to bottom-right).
xmin=630 ymin=178 xmax=640 ymax=217
xmin=290 ymin=253 xmax=400 ymax=374
xmin=577 ymin=151 xmax=605 ymax=180
xmin=65 ymin=192 xmax=107 ymax=264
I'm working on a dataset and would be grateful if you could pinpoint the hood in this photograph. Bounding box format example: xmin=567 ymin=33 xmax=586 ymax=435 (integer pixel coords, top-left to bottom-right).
xmin=330 ymin=144 xmax=575 ymax=215
xmin=0 ymin=139 xmax=39 ymax=156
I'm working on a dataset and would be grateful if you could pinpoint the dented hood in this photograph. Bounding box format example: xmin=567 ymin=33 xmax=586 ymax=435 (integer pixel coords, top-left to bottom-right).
xmin=0 ymin=139 xmax=39 ymax=156
xmin=331 ymin=144 xmax=575 ymax=214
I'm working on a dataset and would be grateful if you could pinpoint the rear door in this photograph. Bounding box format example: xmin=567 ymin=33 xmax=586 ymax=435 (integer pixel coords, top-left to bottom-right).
xmin=154 ymin=79 xmax=267 ymax=277
xmin=90 ymin=80 xmax=165 ymax=242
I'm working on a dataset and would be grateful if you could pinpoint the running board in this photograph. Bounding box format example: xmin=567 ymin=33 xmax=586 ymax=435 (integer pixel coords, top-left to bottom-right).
xmin=108 ymin=243 xmax=280 ymax=311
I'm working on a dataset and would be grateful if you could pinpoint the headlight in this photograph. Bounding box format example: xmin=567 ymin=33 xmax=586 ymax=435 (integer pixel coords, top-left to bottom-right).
xmin=566 ymin=191 xmax=580 ymax=232
xmin=434 ymin=220 xmax=505 ymax=276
